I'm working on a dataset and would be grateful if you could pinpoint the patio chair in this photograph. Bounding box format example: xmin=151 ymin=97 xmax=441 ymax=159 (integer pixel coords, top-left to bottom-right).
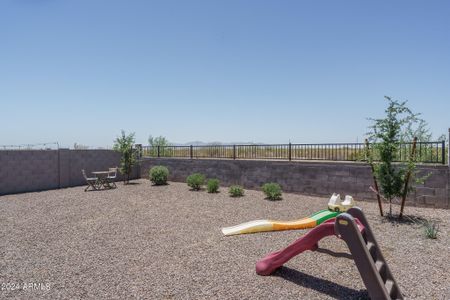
xmin=82 ymin=169 xmax=99 ymax=191
xmin=106 ymin=167 xmax=118 ymax=188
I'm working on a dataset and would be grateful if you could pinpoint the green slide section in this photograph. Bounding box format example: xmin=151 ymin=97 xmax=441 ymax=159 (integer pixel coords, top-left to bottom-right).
xmin=310 ymin=209 xmax=340 ymax=225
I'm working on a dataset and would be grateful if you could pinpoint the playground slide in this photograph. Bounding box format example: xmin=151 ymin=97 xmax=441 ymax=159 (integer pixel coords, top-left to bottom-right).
xmin=255 ymin=208 xmax=403 ymax=299
xmin=255 ymin=217 xmax=365 ymax=276
xmin=222 ymin=209 xmax=339 ymax=236
xmin=255 ymin=218 xmax=336 ymax=275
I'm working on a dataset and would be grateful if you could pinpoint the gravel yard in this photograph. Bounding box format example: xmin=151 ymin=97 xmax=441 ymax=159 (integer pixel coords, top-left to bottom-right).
xmin=1 ymin=179 xmax=449 ymax=299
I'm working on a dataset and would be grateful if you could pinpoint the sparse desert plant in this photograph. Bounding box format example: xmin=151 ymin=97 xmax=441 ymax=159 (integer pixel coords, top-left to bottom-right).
xmin=229 ymin=185 xmax=244 ymax=197
xmin=423 ymin=220 xmax=439 ymax=239
xmin=187 ymin=173 xmax=205 ymax=190
xmin=366 ymin=97 xmax=430 ymax=218
xmin=262 ymin=182 xmax=282 ymax=200
xmin=207 ymin=179 xmax=220 ymax=193
xmin=149 ymin=166 xmax=169 ymax=185
xmin=148 ymin=135 xmax=171 ymax=157
xmin=113 ymin=130 xmax=138 ymax=184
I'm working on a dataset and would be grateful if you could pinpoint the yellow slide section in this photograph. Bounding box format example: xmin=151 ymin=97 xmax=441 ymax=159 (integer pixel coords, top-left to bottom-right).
xmin=222 ymin=216 xmax=316 ymax=236
xmin=272 ymin=217 xmax=317 ymax=231
xmin=221 ymin=210 xmax=340 ymax=236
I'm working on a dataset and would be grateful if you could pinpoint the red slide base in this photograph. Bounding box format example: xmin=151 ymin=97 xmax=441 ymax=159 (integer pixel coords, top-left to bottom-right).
xmin=256 ymin=219 xmax=336 ymax=276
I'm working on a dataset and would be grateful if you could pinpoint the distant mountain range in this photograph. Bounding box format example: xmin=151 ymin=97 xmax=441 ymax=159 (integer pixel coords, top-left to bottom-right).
xmin=173 ymin=141 xmax=264 ymax=146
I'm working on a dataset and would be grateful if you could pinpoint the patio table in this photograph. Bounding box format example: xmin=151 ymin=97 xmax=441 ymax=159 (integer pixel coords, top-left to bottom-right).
xmin=92 ymin=171 xmax=112 ymax=189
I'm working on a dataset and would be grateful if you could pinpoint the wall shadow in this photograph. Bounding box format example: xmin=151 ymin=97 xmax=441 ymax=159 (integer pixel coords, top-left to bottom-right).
xmin=315 ymin=247 xmax=353 ymax=259
xmin=124 ymin=182 xmax=141 ymax=185
xmin=274 ymin=266 xmax=369 ymax=300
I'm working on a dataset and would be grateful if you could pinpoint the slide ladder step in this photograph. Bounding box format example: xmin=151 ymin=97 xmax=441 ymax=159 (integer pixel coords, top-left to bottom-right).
xmin=367 ymin=241 xmax=377 ymax=261
xmin=385 ymin=280 xmax=394 ymax=295
xmin=375 ymin=260 xmax=387 ymax=282
xmin=385 ymin=279 xmax=400 ymax=299
xmin=337 ymin=208 xmax=403 ymax=299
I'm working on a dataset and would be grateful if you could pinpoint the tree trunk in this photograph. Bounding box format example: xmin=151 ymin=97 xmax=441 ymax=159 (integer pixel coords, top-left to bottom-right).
xmin=365 ymin=139 xmax=384 ymax=216
xmin=399 ymin=137 xmax=417 ymax=219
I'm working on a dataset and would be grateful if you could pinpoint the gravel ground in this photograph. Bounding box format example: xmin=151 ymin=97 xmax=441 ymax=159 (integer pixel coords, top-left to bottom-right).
xmin=1 ymin=179 xmax=449 ymax=299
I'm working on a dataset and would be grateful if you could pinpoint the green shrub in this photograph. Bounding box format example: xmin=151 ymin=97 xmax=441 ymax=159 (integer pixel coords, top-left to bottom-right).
xmin=262 ymin=182 xmax=282 ymax=200
xmin=423 ymin=220 xmax=439 ymax=239
xmin=187 ymin=173 xmax=205 ymax=190
xmin=229 ymin=185 xmax=244 ymax=197
xmin=207 ymin=179 xmax=220 ymax=193
xmin=149 ymin=165 xmax=169 ymax=185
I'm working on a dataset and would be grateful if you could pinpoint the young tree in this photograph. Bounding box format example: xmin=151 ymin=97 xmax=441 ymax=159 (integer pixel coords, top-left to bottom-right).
xmin=400 ymin=117 xmax=447 ymax=142
xmin=113 ymin=130 xmax=137 ymax=184
xmin=73 ymin=143 xmax=89 ymax=150
xmin=400 ymin=119 xmax=432 ymax=142
xmin=367 ymin=96 xmax=420 ymax=217
xmin=148 ymin=135 xmax=171 ymax=156
xmin=400 ymin=118 xmax=447 ymax=164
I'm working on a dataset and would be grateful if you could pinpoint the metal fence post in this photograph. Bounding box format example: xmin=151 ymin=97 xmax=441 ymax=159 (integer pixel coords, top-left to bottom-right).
xmin=57 ymin=148 xmax=61 ymax=188
xmin=233 ymin=145 xmax=236 ymax=159
xmin=442 ymin=140 xmax=446 ymax=165
xmin=448 ymin=128 xmax=450 ymax=166
xmin=135 ymin=144 xmax=142 ymax=159
xmin=157 ymin=146 xmax=160 ymax=157
xmin=288 ymin=143 xmax=292 ymax=161
xmin=190 ymin=145 xmax=193 ymax=159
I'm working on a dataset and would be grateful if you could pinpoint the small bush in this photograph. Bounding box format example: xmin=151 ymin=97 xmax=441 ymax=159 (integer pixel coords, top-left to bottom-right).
xmin=149 ymin=166 xmax=169 ymax=185
xmin=423 ymin=220 xmax=439 ymax=239
xmin=207 ymin=179 xmax=220 ymax=193
xmin=262 ymin=182 xmax=282 ymax=200
xmin=187 ymin=173 xmax=205 ymax=190
xmin=229 ymin=185 xmax=244 ymax=197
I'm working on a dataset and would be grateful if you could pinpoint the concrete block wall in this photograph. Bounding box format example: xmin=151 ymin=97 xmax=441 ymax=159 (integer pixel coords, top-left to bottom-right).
xmin=413 ymin=165 xmax=449 ymax=208
xmin=140 ymin=158 xmax=450 ymax=209
xmin=1 ymin=150 xmax=447 ymax=209
xmin=0 ymin=150 xmax=60 ymax=194
xmin=61 ymin=150 xmax=123 ymax=187
xmin=0 ymin=150 xmax=139 ymax=195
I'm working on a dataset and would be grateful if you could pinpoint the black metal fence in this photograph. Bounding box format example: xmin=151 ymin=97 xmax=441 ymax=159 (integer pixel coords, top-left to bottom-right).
xmin=141 ymin=141 xmax=447 ymax=164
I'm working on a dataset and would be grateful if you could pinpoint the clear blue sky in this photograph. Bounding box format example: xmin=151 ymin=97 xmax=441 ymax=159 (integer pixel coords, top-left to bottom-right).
xmin=1 ymin=0 xmax=449 ymax=148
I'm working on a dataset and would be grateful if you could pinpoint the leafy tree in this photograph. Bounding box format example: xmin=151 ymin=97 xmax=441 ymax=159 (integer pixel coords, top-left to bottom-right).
xmin=367 ymin=96 xmax=423 ymax=217
xmin=400 ymin=119 xmax=432 ymax=143
xmin=399 ymin=118 xmax=447 ymax=164
xmin=73 ymin=143 xmax=89 ymax=150
xmin=148 ymin=135 xmax=171 ymax=157
xmin=400 ymin=117 xmax=447 ymax=143
xmin=113 ymin=130 xmax=137 ymax=184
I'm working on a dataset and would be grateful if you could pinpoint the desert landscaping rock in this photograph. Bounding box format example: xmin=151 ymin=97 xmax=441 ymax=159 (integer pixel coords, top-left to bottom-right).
xmin=0 ymin=179 xmax=449 ymax=299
